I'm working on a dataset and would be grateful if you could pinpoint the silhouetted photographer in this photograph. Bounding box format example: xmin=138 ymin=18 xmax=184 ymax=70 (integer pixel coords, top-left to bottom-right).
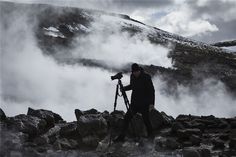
xmin=114 ymin=63 xmax=155 ymax=142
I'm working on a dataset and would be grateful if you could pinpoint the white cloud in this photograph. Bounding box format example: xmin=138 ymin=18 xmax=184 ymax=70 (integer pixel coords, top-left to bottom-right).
xmin=0 ymin=7 xmax=171 ymax=121
xmin=154 ymin=77 xmax=236 ymax=118
xmin=154 ymin=5 xmax=218 ymax=37
xmin=1 ymin=0 xmax=235 ymax=122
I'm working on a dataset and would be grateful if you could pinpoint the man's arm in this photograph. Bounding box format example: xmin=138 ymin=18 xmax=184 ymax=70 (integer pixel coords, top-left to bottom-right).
xmin=123 ymin=74 xmax=133 ymax=91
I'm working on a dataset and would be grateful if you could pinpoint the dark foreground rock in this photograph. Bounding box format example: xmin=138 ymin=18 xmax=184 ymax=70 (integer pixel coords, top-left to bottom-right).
xmin=1 ymin=107 xmax=236 ymax=157
xmin=0 ymin=108 xmax=6 ymax=121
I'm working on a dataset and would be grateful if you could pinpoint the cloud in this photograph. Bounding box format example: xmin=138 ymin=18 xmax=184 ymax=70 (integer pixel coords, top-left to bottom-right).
xmin=1 ymin=1 xmax=235 ymax=122
xmin=68 ymin=14 xmax=172 ymax=68
xmin=154 ymin=77 xmax=236 ymax=118
xmin=0 ymin=4 xmax=171 ymax=121
xmin=154 ymin=6 xmax=219 ymax=37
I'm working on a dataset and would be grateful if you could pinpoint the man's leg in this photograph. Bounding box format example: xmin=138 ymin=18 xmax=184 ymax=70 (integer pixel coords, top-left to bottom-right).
xmin=114 ymin=108 xmax=136 ymax=141
xmin=141 ymin=109 xmax=153 ymax=137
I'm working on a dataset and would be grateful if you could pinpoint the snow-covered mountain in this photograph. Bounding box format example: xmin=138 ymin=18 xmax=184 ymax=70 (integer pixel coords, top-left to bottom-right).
xmin=1 ymin=1 xmax=236 ymax=94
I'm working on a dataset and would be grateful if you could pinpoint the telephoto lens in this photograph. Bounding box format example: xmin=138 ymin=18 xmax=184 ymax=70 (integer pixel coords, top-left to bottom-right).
xmin=111 ymin=72 xmax=123 ymax=80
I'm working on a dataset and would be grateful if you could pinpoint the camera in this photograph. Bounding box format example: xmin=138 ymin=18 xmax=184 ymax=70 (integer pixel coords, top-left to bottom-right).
xmin=111 ymin=72 xmax=123 ymax=80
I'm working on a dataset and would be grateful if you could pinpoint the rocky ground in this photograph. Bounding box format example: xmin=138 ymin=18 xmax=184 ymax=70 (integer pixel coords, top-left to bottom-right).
xmin=0 ymin=107 xmax=236 ymax=157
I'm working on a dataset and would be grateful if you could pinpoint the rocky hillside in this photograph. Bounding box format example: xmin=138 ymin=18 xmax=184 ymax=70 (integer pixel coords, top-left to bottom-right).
xmin=1 ymin=1 xmax=236 ymax=95
xmin=0 ymin=107 xmax=236 ymax=157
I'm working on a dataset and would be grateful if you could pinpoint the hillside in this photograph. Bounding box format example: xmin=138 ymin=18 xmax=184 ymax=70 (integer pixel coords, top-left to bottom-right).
xmin=1 ymin=1 xmax=236 ymax=95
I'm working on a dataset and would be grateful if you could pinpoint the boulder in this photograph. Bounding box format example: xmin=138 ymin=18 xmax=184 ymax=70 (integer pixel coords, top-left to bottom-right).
xmin=171 ymin=122 xmax=185 ymax=134
xmin=77 ymin=114 xmax=107 ymax=137
xmin=229 ymin=138 xmax=236 ymax=150
xmin=189 ymin=135 xmax=201 ymax=146
xmin=154 ymin=136 xmax=181 ymax=150
xmin=101 ymin=110 xmax=110 ymax=121
xmin=39 ymin=125 xmax=61 ymax=144
xmin=83 ymin=108 xmax=100 ymax=115
xmin=229 ymin=129 xmax=236 ymax=138
xmin=0 ymin=130 xmax=28 ymax=156
xmin=27 ymin=108 xmax=63 ymax=128
xmin=189 ymin=120 xmax=206 ymax=131
xmin=176 ymin=115 xmax=200 ymax=122
xmin=8 ymin=114 xmax=47 ymax=137
xmin=150 ymin=109 xmax=173 ymax=130
xmin=177 ymin=129 xmax=202 ymax=140
xmin=212 ymin=138 xmax=225 ymax=149
xmin=75 ymin=109 xmax=83 ymax=120
xmin=59 ymin=122 xmax=79 ymax=139
xmin=107 ymin=110 xmax=125 ymax=134
xmin=75 ymin=108 xmax=100 ymax=121
xmin=0 ymin=108 xmax=6 ymax=121
xmin=34 ymin=136 xmax=49 ymax=146
xmin=182 ymin=148 xmax=211 ymax=157
xmin=81 ymin=135 xmax=99 ymax=148
xmin=230 ymin=121 xmax=236 ymax=129
xmin=53 ymin=138 xmax=78 ymax=150
xmin=219 ymin=134 xmax=229 ymax=141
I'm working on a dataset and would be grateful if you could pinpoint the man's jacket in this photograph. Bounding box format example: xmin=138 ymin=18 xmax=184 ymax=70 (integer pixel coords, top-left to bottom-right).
xmin=124 ymin=70 xmax=155 ymax=110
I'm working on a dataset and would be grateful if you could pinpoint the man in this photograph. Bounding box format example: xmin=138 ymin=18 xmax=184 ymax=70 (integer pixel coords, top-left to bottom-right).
xmin=114 ymin=63 xmax=155 ymax=142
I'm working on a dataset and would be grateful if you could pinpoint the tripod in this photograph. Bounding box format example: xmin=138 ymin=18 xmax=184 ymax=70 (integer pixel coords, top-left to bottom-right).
xmin=113 ymin=79 xmax=130 ymax=112
xmin=109 ymin=79 xmax=137 ymax=145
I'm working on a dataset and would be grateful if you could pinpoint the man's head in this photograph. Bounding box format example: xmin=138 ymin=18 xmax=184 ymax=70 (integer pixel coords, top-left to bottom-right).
xmin=131 ymin=63 xmax=141 ymax=78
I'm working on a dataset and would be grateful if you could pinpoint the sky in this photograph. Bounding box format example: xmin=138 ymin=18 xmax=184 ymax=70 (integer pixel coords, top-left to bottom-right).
xmin=2 ymin=0 xmax=236 ymax=46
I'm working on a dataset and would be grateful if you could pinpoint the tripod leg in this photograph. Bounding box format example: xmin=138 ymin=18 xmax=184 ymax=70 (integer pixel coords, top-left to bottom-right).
xmin=109 ymin=82 xmax=119 ymax=146
xmin=113 ymin=84 xmax=119 ymax=111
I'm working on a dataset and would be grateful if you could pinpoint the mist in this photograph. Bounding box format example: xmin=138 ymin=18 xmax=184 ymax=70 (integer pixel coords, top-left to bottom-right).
xmin=1 ymin=2 xmax=235 ymax=122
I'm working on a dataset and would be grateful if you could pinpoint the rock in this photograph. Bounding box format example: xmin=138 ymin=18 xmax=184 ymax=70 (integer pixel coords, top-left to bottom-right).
xmin=189 ymin=120 xmax=206 ymax=131
xmin=8 ymin=114 xmax=47 ymax=137
xmin=53 ymin=138 xmax=78 ymax=150
xmin=150 ymin=109 xmax=173 ymax=130
xmin=34 ymin=136 xmax=49 ymax=145
xmin=77 ymin=114 xmax=107 ymax=137
xmin=171 ymin=122 xmax=185 ymax=134
xmin=27 ymin=107 xmax=63 ymax=128
xmin=201 ymin=115 xmax=216 ymax=121
xmin=83 ymin=108 xmax=100 ymax=115
xmin=125 ymin=110 xmax=174 ymax=136
xmin=189 ymin=135 xmax=201 ymax=146
xmin=75 ymin=109 xmax=83 ymax=120
xmin=41 ymin=125 xmax=61 ymax=143
xmin=182 ymin=141 xmax=194 ymax=147
xmin=107 ymin=110 xmax=124 ymax=134
xmin=0 ymin=108 xmax=6 ymax=121
xmin=101 ymin=110 xmax=110 ymax=121
xmin=212 ymin=138 xmax=225 ymax=149
xmin=59 ymin=122 xmax=79 ymax=139
xmin=177 ymin=129 xmax=202 ymax=140
xmin=160 ymin=111 xmax=175 ymax=125
xmin=229 ymin=138 xmax=236 ymax=150
xmin=176 ymin=114 xmax=200 ymax=122
xmin=218 ymin=119 xmax=229 ymax=129
xmin=81 ymin=135 xmax=99 ymax=148
xmin=0 ymin=130 xmax=28 ymax=157
xmin=75 ymin=108 xmax=100 ymax=121
xmin=230 ymin=121 xmax=236 ymax=129
xmin=219 ymin=134 xmax=229 ymax=141
xmin=207 ymin=119 xmax=228 ymax=129
xmin=182 ymin=148 xmax=211 ymax=157
xmin=154 ymin=136 xmax=181 ymax=150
